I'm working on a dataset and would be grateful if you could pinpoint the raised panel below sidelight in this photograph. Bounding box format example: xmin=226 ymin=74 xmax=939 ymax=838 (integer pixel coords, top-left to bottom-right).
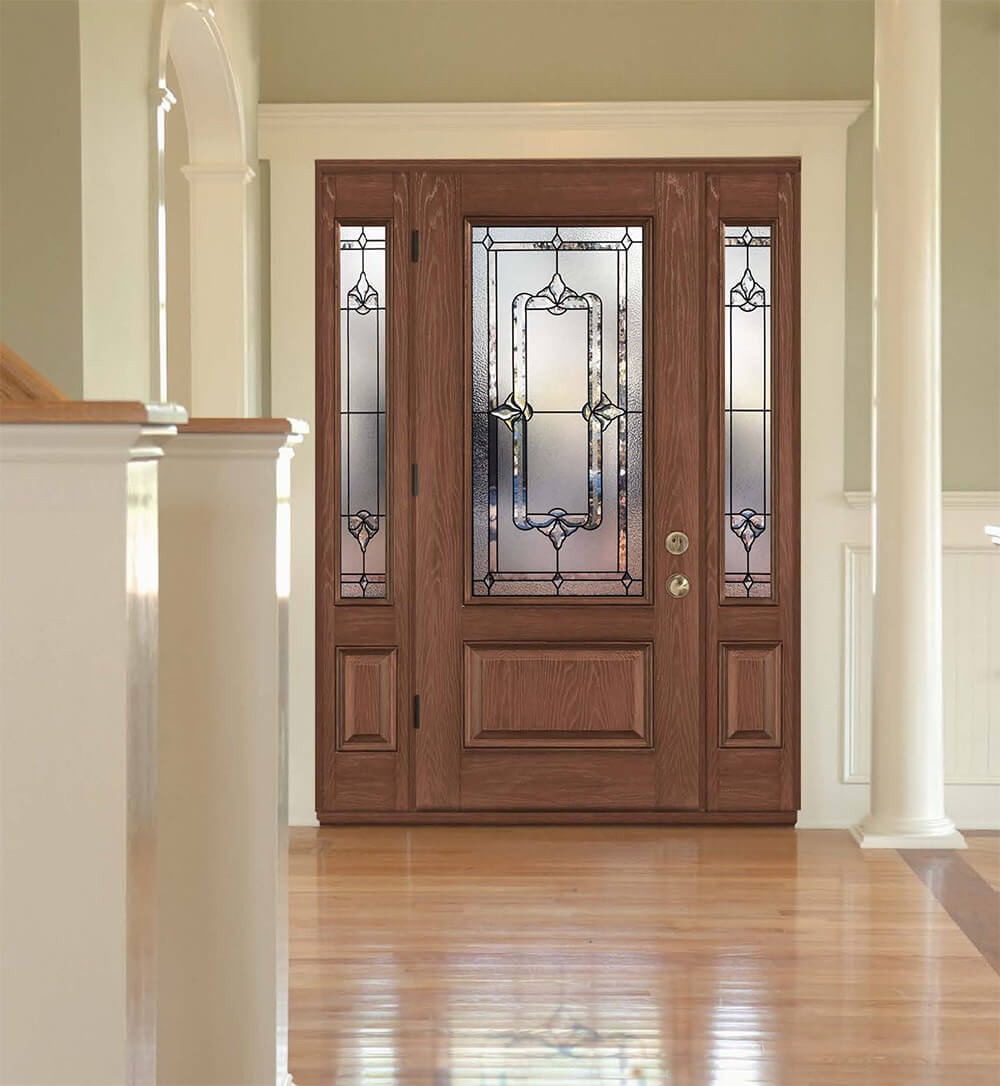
xmin=719 ymin=642 xmax=782 ymax=748
xmin=464 ymin=643 xmax=651 ymax=749
xmin=336 ymin=647 xmax=397 ymax=751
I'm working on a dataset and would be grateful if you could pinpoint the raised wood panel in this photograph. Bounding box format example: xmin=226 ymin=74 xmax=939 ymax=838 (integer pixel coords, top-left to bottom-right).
xmin=336 ymin=648 xmax=397 ymax=751
xmin=719 ymin=642 xmax=782 ymax=748
xmin=464 ymin=643 xmax=651 ymax=749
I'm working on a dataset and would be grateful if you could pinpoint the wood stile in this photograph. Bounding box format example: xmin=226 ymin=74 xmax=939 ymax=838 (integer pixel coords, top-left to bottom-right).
xmin=315 ymin=160 xmax=800 ymax=824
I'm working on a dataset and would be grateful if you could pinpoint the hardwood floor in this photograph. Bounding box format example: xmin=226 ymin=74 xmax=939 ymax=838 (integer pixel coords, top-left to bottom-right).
xmin=289 ymin=827 xmax=1000 ymax=1085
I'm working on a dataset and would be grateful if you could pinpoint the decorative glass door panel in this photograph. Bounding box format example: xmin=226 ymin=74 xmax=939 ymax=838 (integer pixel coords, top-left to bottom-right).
xmin=316 ymin=162 xmax=800 ymax=824
xmin=339 ymin=224 xmax=388 ymax=599
xmin=470 ymin=225 xmax=644 ymax=598
xmin=722 ymin=224 xmax=772 ymax=598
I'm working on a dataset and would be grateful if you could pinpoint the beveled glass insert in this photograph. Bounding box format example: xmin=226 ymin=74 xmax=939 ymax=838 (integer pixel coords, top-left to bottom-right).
xmin=723 ymin=224 xmax=772 ymax=599
xmin=339 ymin=224 xmax=387 ymax=599
xmin=471 ymin=225 xmax=643 ymax=597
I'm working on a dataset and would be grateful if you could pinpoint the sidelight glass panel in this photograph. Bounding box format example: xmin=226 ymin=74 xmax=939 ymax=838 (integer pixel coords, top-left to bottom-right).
xmin=339 ymin=224 xmax=387 ymax=598
xmin=471 ymin=225 xmax=643 ymax=597
xmin=723 ymin=224 xmax=772 ymax=598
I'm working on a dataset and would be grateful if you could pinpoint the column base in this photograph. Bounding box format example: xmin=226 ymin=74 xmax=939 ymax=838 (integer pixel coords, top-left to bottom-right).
xmin=850 ymin=816 xmax=966 ymax=850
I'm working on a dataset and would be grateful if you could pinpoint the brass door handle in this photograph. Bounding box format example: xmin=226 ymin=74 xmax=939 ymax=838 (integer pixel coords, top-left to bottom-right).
xmin=667 ymin=573 xmax=690 ymax=599
xmin=665 ymin=531 xmax=689 ymax=555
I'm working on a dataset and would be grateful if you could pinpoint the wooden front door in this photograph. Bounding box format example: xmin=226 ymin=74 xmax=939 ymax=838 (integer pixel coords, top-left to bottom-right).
xmin=316 ymin=161 xmax=800 ymax=822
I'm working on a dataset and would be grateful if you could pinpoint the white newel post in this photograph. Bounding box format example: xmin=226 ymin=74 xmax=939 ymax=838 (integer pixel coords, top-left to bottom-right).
xmin=853 ymin=0 xmax=965 ymax=849
xmin=157 ymin=418 xmax=307 ymax=1086
xmin=0 ymin=404 xmax=185 ymax=1085
xmin=183 ymin=165 xmax=255 ymax=417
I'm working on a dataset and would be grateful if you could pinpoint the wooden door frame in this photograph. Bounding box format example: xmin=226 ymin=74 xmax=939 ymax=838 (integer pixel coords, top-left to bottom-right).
xmin=314 ymin=158 xmax=800 ymax=824
xmin=262 ymin=101 xmax=866 ymax=830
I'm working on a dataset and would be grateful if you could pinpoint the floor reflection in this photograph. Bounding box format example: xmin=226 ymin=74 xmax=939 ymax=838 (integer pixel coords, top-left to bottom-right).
xmin=288 ymin=827 xmax=1000 ymax=1085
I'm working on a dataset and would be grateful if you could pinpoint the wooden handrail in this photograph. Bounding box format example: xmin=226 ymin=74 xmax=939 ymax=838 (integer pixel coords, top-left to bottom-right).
xmin=1 ymin=342 xmax=68 ymax=402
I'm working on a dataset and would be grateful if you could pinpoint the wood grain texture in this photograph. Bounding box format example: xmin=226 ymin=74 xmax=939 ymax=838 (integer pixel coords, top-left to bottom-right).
xmin=719 ymin=642 xmax=783 ymax=747
xmin=317 ymin=810 xmax=798 ymax=825
xmin=0 ymin=341 xmax=68 ymax=401
xmin=289 ymin=827 xmax=1000 ymax=1083
xmin=901 ymin=850 xmax=1000 ymax=975
xmin=464 ymin=643 xmax=650 ymax=749
xmin=315 ymin=160 xmax=800 ymax=821
xmin=964 ymin=833 xmax=1000 ymax=894
xmin=654 ymin=169 xmax=703 ymax=810
xmin=461 ymin=166 xmax=655 ymax=216
xmin=705 ymin=168 xmax=800 ymax=813
xmin=715 ymin=749 xmax=783 ymax=811
xmin=336 ymin=648 xmax=397 ymax=751
xmin=315 ymin=167 xmax=412 ymax=814
xmin=412 ymin=170 xmax=464 ymax=809
xmin=0 ymin=400 xmax=150 ymax=423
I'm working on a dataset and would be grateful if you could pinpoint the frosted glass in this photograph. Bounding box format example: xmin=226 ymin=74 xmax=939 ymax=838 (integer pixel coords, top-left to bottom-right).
xmin=471 ymin=224 xmax=643 ymax=597
xmin=339 ymin=224 xmax=387 ymax=599
xmin=723 ymin=224 xmax=772 ymax=599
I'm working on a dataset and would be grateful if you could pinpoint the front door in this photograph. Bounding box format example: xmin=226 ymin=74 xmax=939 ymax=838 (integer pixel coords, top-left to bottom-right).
xmin=316 ymin=161 xmax=799 ymax=821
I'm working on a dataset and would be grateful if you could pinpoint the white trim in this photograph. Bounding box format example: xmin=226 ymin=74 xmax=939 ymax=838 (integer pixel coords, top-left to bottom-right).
xmin=259 ymin=99 xmax=870 ymax=141
xmin=843 ymin=541 xmax=1000 ymax=786
xmin=845 ymin=489 xmax=1000 ymax=510
xmin=850 ymin=823 xmax=967 ymax=850
xmin=264 ymin=97 xmax=872 ymax=829
xmin=181 ymin=163 xmax=256 ymax=184
xmin=841 ymin=544 xmax=867 ymax=784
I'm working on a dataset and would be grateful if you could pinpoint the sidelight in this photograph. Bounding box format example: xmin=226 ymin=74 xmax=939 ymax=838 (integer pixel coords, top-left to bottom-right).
xmin=338 ymin=224 xmax=387 ymax=599
xmin=723 ymin=224 xmax=773 ymax=599
xmin=470 ymin=225 xmax=644 ymax=597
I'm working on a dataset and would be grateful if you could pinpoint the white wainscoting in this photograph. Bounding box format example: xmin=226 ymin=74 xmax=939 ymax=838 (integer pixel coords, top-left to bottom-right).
xmin=844 ymin=543 xmax=1000 ymax=785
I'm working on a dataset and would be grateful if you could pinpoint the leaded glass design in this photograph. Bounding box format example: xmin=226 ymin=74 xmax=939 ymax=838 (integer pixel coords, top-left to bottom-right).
xmin=339 ymin=225 xmax=387 ymax=598
xmin=723 ymin=224 xmax=772 ymax=598
xmin=471 ymin=225 xmax=643 ymax=597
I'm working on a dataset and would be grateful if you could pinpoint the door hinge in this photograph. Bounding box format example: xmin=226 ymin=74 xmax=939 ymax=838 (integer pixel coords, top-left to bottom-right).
xmin=411 ymin=462 xmax=419 ymax=496
xmin=411 ymin=230 xmax=419 ymax=263
xmin=413 ymin=694 xmax=421 ymax=730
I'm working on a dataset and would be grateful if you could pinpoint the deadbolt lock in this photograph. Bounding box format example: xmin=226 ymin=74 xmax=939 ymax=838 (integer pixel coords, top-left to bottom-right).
xmin=667 ymin=573 xmax=691 ymax=599
xmin=665 ymin=531 xmax=689 ymax=556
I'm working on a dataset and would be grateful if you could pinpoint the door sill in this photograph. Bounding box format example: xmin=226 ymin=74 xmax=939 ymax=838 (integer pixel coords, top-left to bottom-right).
xmin=317 ymin=810 xmax=798 ymax=826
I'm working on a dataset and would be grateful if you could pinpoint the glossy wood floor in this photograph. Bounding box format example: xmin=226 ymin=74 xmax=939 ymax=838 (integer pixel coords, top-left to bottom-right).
xmin=289 ymin=828 xmax=1000 ymax=1085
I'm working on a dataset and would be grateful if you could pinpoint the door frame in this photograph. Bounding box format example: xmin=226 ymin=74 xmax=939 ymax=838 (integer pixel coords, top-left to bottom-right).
xmin=314 ymin=158 xmax=799 ymax=823
xmin=260 ymin=99 xmax=869 ymax=828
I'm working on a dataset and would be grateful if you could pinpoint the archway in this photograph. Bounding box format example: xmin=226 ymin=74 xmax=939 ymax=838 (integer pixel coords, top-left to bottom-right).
xmin=156 ymin=0 xmax=254 ymax=415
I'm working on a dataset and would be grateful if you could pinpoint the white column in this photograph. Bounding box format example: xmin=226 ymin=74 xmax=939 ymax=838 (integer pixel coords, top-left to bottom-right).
xmin=853 ymin=0 xmax=965 ymax=849
xmin=183 ymin=164 xmax=254 ymax=417
xmin=157 ymin=419 xmax=306 ymax=1086
xmin=0 ymin=404 xmax=185 ymax=1085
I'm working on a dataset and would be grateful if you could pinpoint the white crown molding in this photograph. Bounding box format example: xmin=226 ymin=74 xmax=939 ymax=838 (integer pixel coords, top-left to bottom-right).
xmin=259 ymin=99 xmax=870 ymax=141
xmin=845 ymin=490 xmax=1000 ymax=510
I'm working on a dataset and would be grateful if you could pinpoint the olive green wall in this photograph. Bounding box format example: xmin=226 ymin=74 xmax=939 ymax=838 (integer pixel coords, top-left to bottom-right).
xmin=260 ymin=0 xmax=874 ymax=104
xmin=260 ymin=0 xmax=1000 ymax=491
xmin=0 ymin=0 xmax=84 ymax=397
xmin=940 ymin=0 xmax=999 ymax=491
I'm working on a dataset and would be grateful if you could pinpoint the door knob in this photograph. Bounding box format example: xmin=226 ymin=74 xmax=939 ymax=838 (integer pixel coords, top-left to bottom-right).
xmin=667 ymin=573 xmax=690 ymax=598
xmin=665 ymin=531 xmax=689 ymax=555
